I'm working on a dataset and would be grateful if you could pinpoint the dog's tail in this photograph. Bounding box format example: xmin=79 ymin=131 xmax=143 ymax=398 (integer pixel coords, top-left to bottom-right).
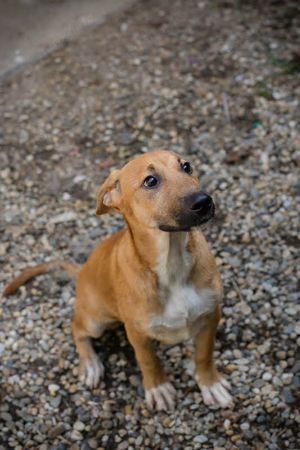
xmin=3 ymin=259 xmax=81 ymax=297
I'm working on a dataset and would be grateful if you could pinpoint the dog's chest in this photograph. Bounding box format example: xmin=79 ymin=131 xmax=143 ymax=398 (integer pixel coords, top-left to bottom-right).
xmin=150 ymin=284 xmax=216 ymax=344
xmin=148 ymin=234 xmax=217 ymax=344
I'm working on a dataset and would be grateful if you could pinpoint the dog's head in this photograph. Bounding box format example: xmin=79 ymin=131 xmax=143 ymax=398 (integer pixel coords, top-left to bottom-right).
xmin=96 ymin=150 xmax=215 ymax=232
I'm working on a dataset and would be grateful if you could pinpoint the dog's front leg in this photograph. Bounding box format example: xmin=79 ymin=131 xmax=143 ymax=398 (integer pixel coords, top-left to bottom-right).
xmin=195 ymin=306 xmax=233 ymax=408
xmin=125 ymin=322 xmax=176 ymax=411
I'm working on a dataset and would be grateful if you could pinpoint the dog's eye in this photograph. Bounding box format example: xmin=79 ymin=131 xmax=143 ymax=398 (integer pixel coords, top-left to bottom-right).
xmin=143 ymin=175 xmax=158 ymax=188
xmin=181 ymin=161 xmax=193 ymax=174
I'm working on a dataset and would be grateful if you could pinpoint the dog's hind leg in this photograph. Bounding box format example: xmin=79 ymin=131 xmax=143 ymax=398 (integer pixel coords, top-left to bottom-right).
xmin=72 ymin=314 xmax=109 ymax=389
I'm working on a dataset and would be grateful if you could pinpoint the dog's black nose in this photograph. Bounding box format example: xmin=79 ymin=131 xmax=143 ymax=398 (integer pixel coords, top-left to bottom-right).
xmin=176 ymin=191 xmax=215 ymax=230
xmin=190 ymin=192 xmax=213 ymax=214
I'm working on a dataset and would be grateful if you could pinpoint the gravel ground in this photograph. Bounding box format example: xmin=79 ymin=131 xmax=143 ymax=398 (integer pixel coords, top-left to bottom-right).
xmin=0 ymin=0 xmax=299 ymax=449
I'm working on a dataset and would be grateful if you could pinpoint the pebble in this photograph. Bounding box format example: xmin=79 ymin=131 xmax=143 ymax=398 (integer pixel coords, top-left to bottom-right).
xmin=50 ymin=212 xmax=77 ymax=224
xmin=282 ymin=388 xmax=296 ymax=405
xmin=50 ymin=395 xmax=62 ymax=408
xmin=0 ymin=245 xmax=8 ymax=257
xmin=48 ymin=384 xmax=60 ymax=395
xmin=73 ymin=421 xmax=85 ymax=432
xmin=194 ymin=435 xmax=208 ymax=443
xmin=262 ymin=372 xmax=272 ymax=381
xmin=282 ymin=373 xmax=293 ymax=385
xmin=48 ymin=423 xmax=65 ymax=438
xmin=240 ymin=422 xmax=250 ymax=431
xmin=1 ymin=412 xmax=13 ymax=422
xmin=19 ymin=129 xmax=29 ymax=143
xmin=224 ymin=420 xmax=231 ymax=430
xmin=70 ymin=430 xmax=83 ymax=441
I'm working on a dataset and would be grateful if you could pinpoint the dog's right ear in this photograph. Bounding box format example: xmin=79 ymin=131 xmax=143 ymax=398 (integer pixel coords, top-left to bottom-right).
xmin=96 ymin=169 xmax=121 ymax=215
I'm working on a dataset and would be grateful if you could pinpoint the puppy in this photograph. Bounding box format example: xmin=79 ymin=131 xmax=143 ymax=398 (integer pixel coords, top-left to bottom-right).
xmin=4 ymin=150 xmax=232 ymax=410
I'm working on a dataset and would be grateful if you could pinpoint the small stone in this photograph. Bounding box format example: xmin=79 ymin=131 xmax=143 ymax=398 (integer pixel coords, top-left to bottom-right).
xmin=241 ymin=232 xmax=251 ymax=243
xmin=233 ymin=349 xmax=242 ymax=358
xmin=88 ymin=438 xmax=98 ymax=449
xmin=240 ymin=422 xmax=250 ymax=431
xmin=293 ymin=375 xmax=300 ymax=389
xmin=135 ymin=435 xmax=143 ymax=446
xmin=231 ymin=434 xmax=242 ymax=443
xmin=19 ymin=129 xmax=29 ymax=143
xmin=1 ymin=412 xmax=13 ymax=422
xmin=224 ymin=419 xmax=231 ymax=429
xmin=129 ymin=375 xmax=140 ymax=387
xmin=0 ymin=244 xmax=8 ymax=256
xmin=282 ymin=388 xmax=296 ymax=404
xmin=49 ymin=423 xmax=65 ymax=438
xmin=162 ymin=417 xmax=171 ymax=427
xmin=124 ymin=405 xmax=132 ymax=415
xmin=226 ymin=364 xmax=237 ymax=372
xmin=70 ymin=430 xmax=83 ymax=441
xmin=48 ymin=384 xmax=60 ymax=395
xmin=276 ymin=351 xmax=286 ymax=360
xmin=119 ymin=131 xmax=132 ymax=145
xmin=39 ymin=445 xmax=48 ymax=450
xmin=282 ymin=373 xmax=293 ymax=385
xmin=236 ymin=301 xmax=251 ymax=315
xmin=262 ymin=372 xmax=272 ymax=381
xmin=73 ymin=174 xmax=87 ymax=184
xmin=50 ymin=395 xmax=62 ymax=408
xmin=145 ymin=425 xmax=155 ymax=437
xmin=50 ymin=212 xmax=77 ymax=224
xmin=194 ymin=435 xmax=208 ymax=443
xmin=19 ymin=114 xmax=29 ymax=122
xmin=73 ymin=421 xmax=85 ymax=431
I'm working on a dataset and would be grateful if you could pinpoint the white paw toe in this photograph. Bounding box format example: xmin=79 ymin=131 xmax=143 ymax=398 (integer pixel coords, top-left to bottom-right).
xmin=220 ymin=377 xmax=231 ymax=390
xmin=145 ymin=382 xmax=176 ymax=411
xmin=197 ymin=378 xmax=233 ymax=408
xmin=80 ymin=358 xmax=104 ymax=388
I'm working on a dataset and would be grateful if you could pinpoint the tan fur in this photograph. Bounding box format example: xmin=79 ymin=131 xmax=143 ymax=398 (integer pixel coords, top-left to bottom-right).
xmin=3 ymin=150 xmax=232 ymax=410
xmin=3 ymin=260 xmax=80 ymax=296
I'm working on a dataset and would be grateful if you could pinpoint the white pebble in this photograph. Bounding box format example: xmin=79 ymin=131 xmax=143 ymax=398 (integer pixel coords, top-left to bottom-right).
xmin=262 ymin=372 xmax=272 ymax=381
xmin=224 ymin=419 xmax=231 ymax=429
xmin=73 ymin=421 xmax=85 ymax=431
xmin=48 ymin=384 xmax=60 ymax=395
xmin=241 ymin=422 xmax=250 ymax=431
xmin=194 ymin=435 xmax=208 ymax=443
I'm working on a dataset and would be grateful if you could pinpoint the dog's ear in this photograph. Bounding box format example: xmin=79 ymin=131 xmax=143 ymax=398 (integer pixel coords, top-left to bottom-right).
xmin=96 ymin=169 xmax=122 ymax=215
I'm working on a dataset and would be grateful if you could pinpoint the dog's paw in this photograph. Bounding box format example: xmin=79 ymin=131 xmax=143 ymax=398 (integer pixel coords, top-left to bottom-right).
xmin=79 ymin=357 xmax=104 ymax=389
xmin=197 ymin=377 xmax=233 ymax=408
xmin=145 ymin=382 xmax=176 ymax=411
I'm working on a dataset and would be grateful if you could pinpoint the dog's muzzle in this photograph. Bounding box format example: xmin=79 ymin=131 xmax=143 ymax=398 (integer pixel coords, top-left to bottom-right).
xmin=159 ymin=191 xmax=215 ymax=232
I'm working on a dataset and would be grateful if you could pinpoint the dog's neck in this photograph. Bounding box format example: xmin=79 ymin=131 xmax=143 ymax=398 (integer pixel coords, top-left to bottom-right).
xmin=155 ymin=232 xmax=192 ymax=287
xmin=125 ymin=220 xmax=192 ymax=283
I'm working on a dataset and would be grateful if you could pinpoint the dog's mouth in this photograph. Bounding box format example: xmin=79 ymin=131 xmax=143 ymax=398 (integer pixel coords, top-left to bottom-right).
xmin=159 ymin=200 xmax=215 ymax=232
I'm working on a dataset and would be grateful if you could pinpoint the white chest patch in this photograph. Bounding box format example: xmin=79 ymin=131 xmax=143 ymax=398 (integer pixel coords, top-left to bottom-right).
xmin=149 ymin=233 xmax=217 ymax=344
xmin=150 ymin=285 xmax=217 ymax=343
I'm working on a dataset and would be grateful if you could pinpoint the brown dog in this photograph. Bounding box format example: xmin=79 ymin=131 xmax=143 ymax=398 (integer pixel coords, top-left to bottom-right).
xmin=4 ymin=150 xmax=232 ymax=410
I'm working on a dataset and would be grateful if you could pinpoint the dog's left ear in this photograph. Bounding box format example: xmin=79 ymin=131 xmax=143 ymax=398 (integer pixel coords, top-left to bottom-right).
xmin=96 ymin=169 xmax=122 ymax=215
